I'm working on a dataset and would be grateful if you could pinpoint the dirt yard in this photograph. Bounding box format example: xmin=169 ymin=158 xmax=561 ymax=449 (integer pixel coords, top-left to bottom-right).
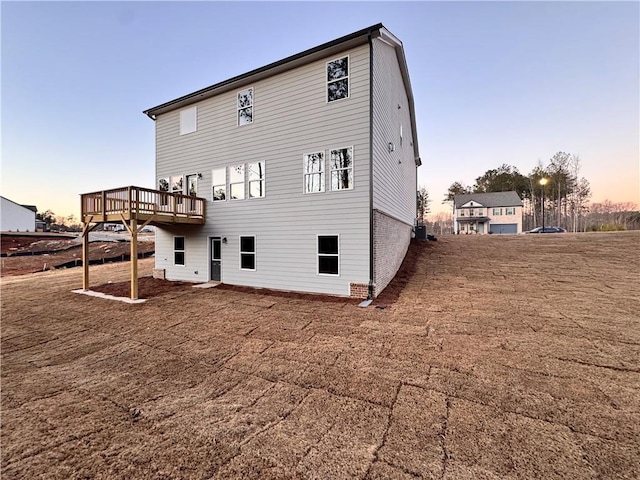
xmin=1 ymin=233 xmax=155 ymax=277
xmin=1 ymin=232 xmax=639 ymax=479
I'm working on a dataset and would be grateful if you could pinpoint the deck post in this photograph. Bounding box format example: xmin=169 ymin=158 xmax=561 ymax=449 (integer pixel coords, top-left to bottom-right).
xmin=81 ymin=222 xmax=90 ymax=290
xmin=130 ymin=218 xmax=138 ymax=300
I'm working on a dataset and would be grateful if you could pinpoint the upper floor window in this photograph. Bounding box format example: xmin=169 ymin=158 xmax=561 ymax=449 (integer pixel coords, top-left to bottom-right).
xmin=477 ymin=209 xmax=483 ymax=216
xmin=506 ymin=207 xmax=516 ymax=215
xmin=248 ymin=161 xmax=265 ymax=198
xmin=493 ymin=208 xmax=502 ymax=215
xmin=327 ymin=56 xmax=349 ymax=102
xmin=212 ymin=168 xmax=226 ymax=201
xmin=330 ymin=147 xmax=353 ymax=190
xmin=238 ymin=88 xmax=253 ymax=126
xmin=304 ymin=152 xmax=325 ymax=193
xmin=459 ymin=210 xmax=465 ymax=217
xmin=469 ymin=209 xmax=474 ymax=217
xmin=180 ymin=106 xmax=197 ymax=135
xmin=229 ymin=164 xmax=245 ymax=200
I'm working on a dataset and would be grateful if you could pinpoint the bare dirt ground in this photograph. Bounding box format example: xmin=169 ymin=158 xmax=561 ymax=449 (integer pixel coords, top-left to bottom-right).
xmin=1 ymin=232 xmax=639 ymax=479
xmin=1 ymin=233 xmax=155 ymax=277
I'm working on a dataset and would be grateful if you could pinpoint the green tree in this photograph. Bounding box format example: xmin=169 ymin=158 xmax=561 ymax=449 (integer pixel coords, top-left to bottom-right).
xmin=417 ymin=186 xmax=431 ymax=223
xmin=443 ymin=181 xmax=471 ymax=203
xmin=36 ymin=210 xmax=55 ymax=227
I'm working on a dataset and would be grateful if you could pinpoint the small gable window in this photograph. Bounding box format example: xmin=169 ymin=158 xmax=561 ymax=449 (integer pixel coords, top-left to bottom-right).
xmin=327 ymin=56 xmax=349 ymax=102
xmin=238 ymin=88 xmax=253 ymax=126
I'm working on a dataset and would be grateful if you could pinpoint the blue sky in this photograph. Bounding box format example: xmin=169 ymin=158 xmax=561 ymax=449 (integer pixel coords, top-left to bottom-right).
xmin=2 ymin=1 xmax=638 ymax=217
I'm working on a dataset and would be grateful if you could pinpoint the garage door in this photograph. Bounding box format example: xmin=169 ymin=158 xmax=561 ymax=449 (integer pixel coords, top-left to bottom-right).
xmin=490 ymin=224 xmax=517 ymax=234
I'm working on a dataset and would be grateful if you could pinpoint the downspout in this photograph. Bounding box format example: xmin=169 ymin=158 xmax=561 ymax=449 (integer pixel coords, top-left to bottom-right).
xmin=367 ymin=33 xmax=375 ymax=300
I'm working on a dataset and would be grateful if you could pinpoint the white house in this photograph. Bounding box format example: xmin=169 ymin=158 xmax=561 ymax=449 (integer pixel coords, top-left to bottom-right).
xmin=140 ymin=24 xmax=421 ymax=299
xmin=454 ymin=192 xmax=523 ymax=234
xmin=1 ymin=196 xmax=36 ymax=232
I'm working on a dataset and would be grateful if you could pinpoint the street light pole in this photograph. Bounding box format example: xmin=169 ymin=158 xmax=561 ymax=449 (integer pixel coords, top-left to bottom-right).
xmin=540 ymin=178 xmax=548 ymax=231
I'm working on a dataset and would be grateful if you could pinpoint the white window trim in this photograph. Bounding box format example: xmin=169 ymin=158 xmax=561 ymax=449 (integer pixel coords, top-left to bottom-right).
xmin=229 ymin=164 xmax=246 ymax=201
xmin=174 ymin=236 xmax=185 ymax=266
xmin=212 ymin=168 xmax=227 ymax=202
xmin=179 ymin=106 xmax=197 ymax=135
xmin=237 ymin=87 xmax=254 ymax=126
xmin=303 ymin=151 xmax=326 ymax=194
xmin=248 ymin=161 xmax=266 ymax=199
xmin=317 ymin=234 xmax=340 ymax=277
xmin=326 ymin=55 xmax=350 ymax=103
xmin=329 ymin=146 xmax=354 ymax=191
xmin=506 ymin=207 xmax=516 ymax=215
xmin=239 ymin=235 xmax=256 ymax=271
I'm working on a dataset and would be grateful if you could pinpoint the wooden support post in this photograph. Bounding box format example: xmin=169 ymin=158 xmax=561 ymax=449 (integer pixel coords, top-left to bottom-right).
xmin=130 ymin=218 xmax=138 ymax=300
xmin=80 ymin=216 xmax=94 ymax=291
xmin=82 ymin=223 xmax=90 ymax=290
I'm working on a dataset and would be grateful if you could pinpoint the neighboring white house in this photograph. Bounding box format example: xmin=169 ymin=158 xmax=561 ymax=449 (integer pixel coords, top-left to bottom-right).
xmin=454 ymin=192 xmax=523 ymax=234
xmin=1 ymin=196 xmax=37 ymax=232
xmin=142 ymin=24 xmax=421 ymax=298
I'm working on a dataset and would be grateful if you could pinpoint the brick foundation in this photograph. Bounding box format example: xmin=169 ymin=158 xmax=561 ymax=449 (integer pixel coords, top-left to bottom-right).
xmin=373 ymin=210 xmax=412 ymax=297
xmin=349 ymin=282 xmax=370 ymax=299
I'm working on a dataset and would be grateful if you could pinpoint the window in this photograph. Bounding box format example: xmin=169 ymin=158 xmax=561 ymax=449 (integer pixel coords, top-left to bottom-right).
xmin=459 ymin=210 xmax=465 ymax=217
xmin=506 ymin=207 xmax=516 ymax=215
xmin=171 ymin=175 xmax=184 ymax=204
xmin=174 ymin=237 xmax=185 ymax=266
xmin=304 ymin=152 xmax=325 ymax=193
xmin=318 ymin=235 xmax=339 ymax=275
xmin=158 ymin=178 xmax=169 ymax=206
xmin=180 ymin=106 xmax=197 ymax=135
xmin=237 ymin=88 xmax=253 ymax=126
xmin=493 ymin=208 xmax=502 ymax=215
xmin=212 ymin=168 xmax=226 ymax=201
xmin=327 ymin=56 xmax=349 ymax=102
xmin=248 ymin=161 xmax=265 ymax=198
xmin=186 ymin=174 xmax=198 ymax=211
xmin=229 ymin=165 xmax=245 ymax=200
xmin=477 ymin=209 xmax=483 ymax=216
xmin=469 ymin=209 xmax=474 ymax=217
xmin=330 ymin=147 xmax=353 ymax=190
xmin=240 ymin=236 xmax=256 ymax=270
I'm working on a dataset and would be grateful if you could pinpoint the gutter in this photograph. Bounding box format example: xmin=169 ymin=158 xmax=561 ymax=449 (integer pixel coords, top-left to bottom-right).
xmin=367 ymin=33 xmax=375 ymax=301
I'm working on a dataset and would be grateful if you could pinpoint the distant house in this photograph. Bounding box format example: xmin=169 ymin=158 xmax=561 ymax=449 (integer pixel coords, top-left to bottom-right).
xmin=454 ymin=192 xmax=523 ymax=234
xmin=138 ymin=23 xmax=421 ymax=298
xmin=0 ymin=196 xmax=36 ymax=232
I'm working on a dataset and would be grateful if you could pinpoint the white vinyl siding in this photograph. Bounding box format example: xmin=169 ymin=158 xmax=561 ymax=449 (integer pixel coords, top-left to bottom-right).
xmin=154 ymin=43 xmax=371 ymax=295
xmin=371 ymin=38 xmax=416 ymax=225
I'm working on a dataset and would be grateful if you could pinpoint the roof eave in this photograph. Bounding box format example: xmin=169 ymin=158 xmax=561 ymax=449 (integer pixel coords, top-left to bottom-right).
xmin=373 ymin=28 xmax=421 ymax=167
xmin=143 ymin=23 xmax=384 ymax=120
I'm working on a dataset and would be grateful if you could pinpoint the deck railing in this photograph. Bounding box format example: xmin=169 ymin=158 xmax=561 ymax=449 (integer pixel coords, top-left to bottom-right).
xmin=81 ymin=186 xmax=205 ymax=224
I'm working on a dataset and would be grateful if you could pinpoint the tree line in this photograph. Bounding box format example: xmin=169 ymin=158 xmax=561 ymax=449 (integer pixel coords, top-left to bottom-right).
xmin=442 ymin=152 xmax=638 ymax=232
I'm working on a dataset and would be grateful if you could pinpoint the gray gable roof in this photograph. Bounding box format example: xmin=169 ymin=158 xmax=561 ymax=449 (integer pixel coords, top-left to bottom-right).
xmin=454 ymin=191 xmax=523 ymax=208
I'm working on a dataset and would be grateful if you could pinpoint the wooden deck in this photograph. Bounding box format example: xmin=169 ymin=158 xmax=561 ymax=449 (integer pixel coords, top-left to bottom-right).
xmin=80 ymin=186 xmax=205 ymax=299
xmin=81 ymin=186 xmax=205 ymax=226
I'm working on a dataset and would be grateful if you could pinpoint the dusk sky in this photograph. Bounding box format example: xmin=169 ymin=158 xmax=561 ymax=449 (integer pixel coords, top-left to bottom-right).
xmin=2 ymin=1 xmax=638 ymax=217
